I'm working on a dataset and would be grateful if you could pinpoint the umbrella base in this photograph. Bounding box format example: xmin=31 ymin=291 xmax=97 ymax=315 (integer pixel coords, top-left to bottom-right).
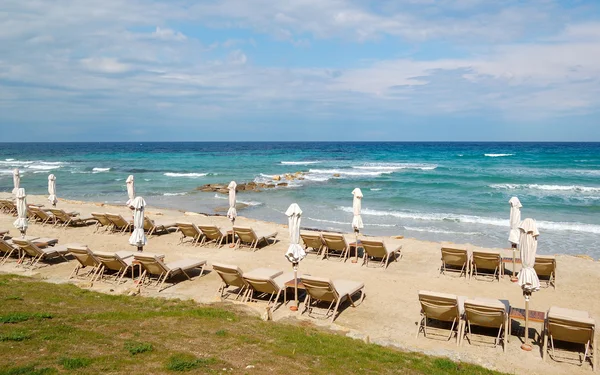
xmin=520 ymin=344 xmax=532 ymax=351
xmin=289 ymin=306 xmax=298 ymax=311
xmin=510 ymin=276 xmax=518 ymax=282
xmin=351 ymin=259 xmax=358 ymax=263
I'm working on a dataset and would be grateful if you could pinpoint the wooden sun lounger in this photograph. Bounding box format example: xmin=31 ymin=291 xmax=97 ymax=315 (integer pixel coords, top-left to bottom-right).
xmin=233 ymin=226 xmax=277 ymax=251
xmin=360 ymin=239 xmax=402 ymax=269
xmin=301 ymin=275 xmax=365 ymax=323
xmin=135 ymin=254 xmax=207 ymax=291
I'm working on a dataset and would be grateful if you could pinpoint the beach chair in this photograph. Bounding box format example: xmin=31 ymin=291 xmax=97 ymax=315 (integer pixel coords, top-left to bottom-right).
xmin=143 ymin=217 xmax=176 ymax=236
xmin=543 ymin=306 xmax=596 ymax=370
xmin=300 ymin=233 xmax=325 ymax=256
xmin=212 ymin=263 xmax=250 ymax=300
xmin=440 ymin=247 xmax=469 ymax=278
xmin=91 ymin=212 xmax=113 ymax=233
xmin=300 ymin=275 xmax=365 ymax=323
xmin=242 ymin=268 xmax=288 ymax=309
xmin=1 ymin=200 xmax=17 ymax=215
xmin=471 ymin=250 xmax=502 ymax=281
xmin=462 ymin=298 xmax=510 ymax=352
xmin=49 ymin=208 xmax=96 ymax=228
xmin=28 ymin=207 xmax=55 ymax=226
xmin=0 ymin=199 xmax=9 ymax=213
xmin=321 ymin=233 xmax=349 ymax=261
xmin=175 ymin=222 xmax=203 ymax=245
xmin=93 ymin=251 xmax=136 ymax=284
xmin=135 ymin=254 xmax=207 ymax=291
xmin=106 ymin=213 xmax=133 ymax=233
xmin=67 ymin=245 xmax=102 ymax=281
xmin=12 ymin=238 xmax=76 ymax=269
xmin=0 ymin=238 xmax=20 ymax=265
xmin=416 ymin=290 xmax=465 ymax=345
xmin=233 ymin=226 xmax=278 ymax=251
xmin=0 ymin=229 xmax=8 ymax=239
xmin=198 ymin=225 xmax=228 ymax=247
xmin=360 ymin=239 xmax=402 ymax=269
xmin=534 ymin=255 xmax=557 ymax=290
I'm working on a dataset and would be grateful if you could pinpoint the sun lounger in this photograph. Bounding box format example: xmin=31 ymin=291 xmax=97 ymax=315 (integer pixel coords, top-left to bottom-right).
xmin=300 ymin=275 xmax=365 ymax=323
xmin=135 ymin=254 xmax=207 ymax=291
xmin=242 ymin=268 xmax=288 ymax=309
xmin=212 ymin=263 xmax=251 ymax=300
xmin=49 ymin=208 xmax=96 ymax=228
xmin=93 ymin=251 xmax=137 ymax=284
xmin=321 ymin=233 xmax=350 ymax=261
xmin=440 ymin=247 xmax=469 ymax=278
xmin=0 ymin=199 xmax=17 ymax=215
xmin=198 ymin=225 xmax=228 ymax=247
xmin=67 ymin=245 xmax=103 ymax=281
xmin=12 ymin=238 xmax=78 ymax=269
xmin=143 ymin=217 xmax=176 ymax=236
xmin=0 ymin=238 xmax=20 ymax=265
xmin=233 ymin=226 xmax=277 ymax=251
xmin=543 ymin=306 xmax=596 ymax=370
xmin=360 ymin=239 xmax=402 ymax=269
xmin=106 ymin=213 xmax=133 ymax=233
xmin=175 ymin=222 xmax=203 ymax=245
xmin=0 ymin=229 xmax=9 ymax=239
xmin=91 ymin=212 xmax=113 ymax=233
xmin=300 ymin=233 xmax=325 ymax=256
xmin=471 ymin=250 xmax=502 ymax=281
xmin=416 ymin=290 xmax=465 ymax=345
xmin=534 ymin=255 xmax=557 ymax=290
xmin=28 ymin=207 xmax=55 ymax=226
xmin=462 ymin=298 xmax=510 ymax=352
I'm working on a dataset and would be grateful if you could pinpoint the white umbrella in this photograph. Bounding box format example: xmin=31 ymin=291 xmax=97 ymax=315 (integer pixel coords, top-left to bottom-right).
xmin=508 ymin=196 xmax=522 ymax=281
xmin=128 ymin=196 xmax=147 ymax=251
xmin=351 ymin=188 xmax=364 ymax=262
xmin=517 ymin=217 xmax=540 ymax=351
xmin=227 ymin=181 xmax=237 ymax=225
xmin=284 ymin=203 xmax=304 ymax=311
xmin=126 ymin=175 xmax=135 ymax=207
xmin=48 ymin=174 xmax=58 ymax=206
xmin=12 ymin=169 xmax=20 ymax=195
xmin=13 ymin=188 xmax=28 ymax=236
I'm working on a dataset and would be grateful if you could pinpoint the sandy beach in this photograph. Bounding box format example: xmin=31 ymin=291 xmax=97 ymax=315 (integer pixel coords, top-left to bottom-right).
xmin=1 ymin=192 xmax=598 ymax=375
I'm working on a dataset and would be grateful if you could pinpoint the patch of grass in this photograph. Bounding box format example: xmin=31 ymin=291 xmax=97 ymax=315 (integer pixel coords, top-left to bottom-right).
xmin=215 ymin=329 xmax=227 ymax=337
xmin=58 ymin=357 xmax=92 ymax=370
xmin=434 ymin=358 xmax=459 ymax=371
xmin=166 ymin=354 xmax=217 ymax=372
xmin=4 ymin=296 xmax=23 ymax=301
xmin=0 ymin=331 xmax=32 ymax=342
xmin=124 ymin=341 xmax=153 ymax=355
xmin=0 ymin=365 xmax=57 ymax=375
xmin=0 ymin=312 xmax=52 ymax=324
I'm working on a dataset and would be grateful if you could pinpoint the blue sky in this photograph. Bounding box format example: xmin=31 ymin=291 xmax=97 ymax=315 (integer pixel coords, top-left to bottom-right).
xmin=0 ymin=0 xmax=599 ymax=141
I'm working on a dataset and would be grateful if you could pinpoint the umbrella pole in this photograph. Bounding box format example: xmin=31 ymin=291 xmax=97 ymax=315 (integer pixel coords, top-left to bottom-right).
xmin=229 ymin=219 xmax=236 ymax=248
xmin=510 ymin=244 xmax=518 ymax=282
xmin=290 ymin=263 xmax=299 ymax=311
xmin=521 ymin=289 xmax=533 ymax=351
xmin=137 ymin=245 xmax=143 ymax=252
xmin=352 ymin=229 xmax=359 ymax=263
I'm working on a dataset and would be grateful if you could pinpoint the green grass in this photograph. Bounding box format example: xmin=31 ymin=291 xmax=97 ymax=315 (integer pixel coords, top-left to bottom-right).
xmin=0 ymin=275 xmax=506 ymax=375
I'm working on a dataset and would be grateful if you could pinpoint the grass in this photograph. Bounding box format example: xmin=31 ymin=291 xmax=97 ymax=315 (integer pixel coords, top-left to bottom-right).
xmin=0 ymin=275 xmax=506 ymax=374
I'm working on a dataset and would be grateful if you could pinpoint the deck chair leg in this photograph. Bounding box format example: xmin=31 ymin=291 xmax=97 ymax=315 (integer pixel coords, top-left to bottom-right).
xmin=69 ymin=265 xmax=80 ymax=279
xmin=158 ymin=272 xmax=169 ymax=291
xmin=330 ymin=299 xmax=341 ymax=323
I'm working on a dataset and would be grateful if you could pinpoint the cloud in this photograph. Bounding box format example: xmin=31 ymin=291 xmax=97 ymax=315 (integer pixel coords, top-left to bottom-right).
xmin=80 ymin=57 xmax=132 ymax=74
xmin=151 ymin=26 xmax=186 ymax=41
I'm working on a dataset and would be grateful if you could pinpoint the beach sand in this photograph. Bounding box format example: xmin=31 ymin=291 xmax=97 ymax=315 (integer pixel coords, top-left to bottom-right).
xmin=1 ymin=192 xmax=598 ymax=374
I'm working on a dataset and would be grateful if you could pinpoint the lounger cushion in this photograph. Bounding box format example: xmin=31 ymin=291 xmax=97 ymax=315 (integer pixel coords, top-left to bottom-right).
xmin=273 ymin=272 xmax=295 ymax=289
xmin=548 ymin=306 xmax=595 ymax=324
xmin=43 ymin=244 xmax=77 ymax=255
xmin=243 ymin=268 xmax=283 ymax=280
xmin=332 ymin=279 xmax=364 ymax=297
xmin=465 ymin=298 xmax=508 ymax=312
xmin=212 ymin=263 xmax=243 ymax=275
xmin=166 ymin=258 xmax=207 ymax=271
xmin=115 ymin=251 xmax=136 ymax=259
xmin=419 ymin=290 xmax=466 ymax=315
xmin=255 ymin=230 xmax=277 ymax=240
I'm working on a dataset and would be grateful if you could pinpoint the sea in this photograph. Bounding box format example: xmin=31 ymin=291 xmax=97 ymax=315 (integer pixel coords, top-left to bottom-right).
xmin=0 ymin=142 xmax=598 ymax=257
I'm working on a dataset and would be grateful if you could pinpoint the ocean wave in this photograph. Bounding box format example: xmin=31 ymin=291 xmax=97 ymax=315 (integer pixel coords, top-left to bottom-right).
xmin=280 ymin=161 xmax=320 ymax=165
xmin=484 ymin=153 xmax=514 ymax=157
xmin=0 ymin=160 xmax=34 ymax=166
xmin=5 ymin=158 xmax=14 ymax=161
xmin=163 ymin=192 xmax=187 ymax=196
xmin=404 ymin=226 xmax=482 ymax=236
xmin=0 ymin=169 xmax=14 ymax=174
xmin=490 ymin=184 xmax=600 ymax=193
xmin=93 ymin=167 xmax=111 ymax=172
xmin=144 ymin=179 xmax=152 ymax=182
xmin=370 ymin=188 xmax=382 ymax=191
xmin=338 ymin=206 xmax=600 ymax=234
xmin=164 ymin=172 xmax=207 ymax=178
xmin=308 ymin=168 xmax=393 ymax=177
xmin=305 ymin=217 xmax=347 ymax=225
xmin=352 ymin=163 xmax=437 ymax=171
xmin=26 ymin=164 xmax=61 ymax=170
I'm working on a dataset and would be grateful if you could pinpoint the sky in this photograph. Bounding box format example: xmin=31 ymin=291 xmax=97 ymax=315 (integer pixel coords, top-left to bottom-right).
xmin=0 ymin=0 xmax=599 ymax=141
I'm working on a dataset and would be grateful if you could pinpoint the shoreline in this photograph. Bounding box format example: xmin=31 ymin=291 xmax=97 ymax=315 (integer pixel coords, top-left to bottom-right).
xmin=1 ymin=192 xmax=599 ymax=374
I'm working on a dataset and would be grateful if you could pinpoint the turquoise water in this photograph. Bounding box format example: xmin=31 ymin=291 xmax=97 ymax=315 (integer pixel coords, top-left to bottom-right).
xmin=0 ymin=142 xmax=599 ymax=257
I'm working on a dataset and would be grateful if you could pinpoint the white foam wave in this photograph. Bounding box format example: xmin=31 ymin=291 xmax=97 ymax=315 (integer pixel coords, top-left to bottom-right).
xmin=144 ymin=179 xmax=152 ymax=182
xmin=484 ymin=153 xmax=514 ymax=157
xmin=308 ymin=168 xmax=391 ymax=177
xmin=338 ymin=206 xmax=600 ymax=234
xmin=0 ymin=160 xmax=34 ymax=166
xmin=305 ymin=217 xmax=347 ymax=225
xmin=370 ymin=188 xmax=382 ymax=191
xmin=214 ymin=194 xmax=227 ymax=200
xmin=93 ymin=167 xmax=110 ymax=172
xmin=280 ymin=161 xmax=320 ymax=165
xmin=239 ymin=200 xmax=263 ymax=207
xmin=163 ymin=192 xmax=187 ymax=196
xmin=164 ymin=172 xmax=207 ymax=178
xmin=0 ymin=169 xmax=14 ymax=174
xmin=404 ymin=226 xmax=482 ymax=236
xmin=490 ymin=184 xmax=600 ymax=193
xmin=27 ymin=164 xmax=60 ymax=170
xmin=352 ymin=163 xmax=437 ymax=171
xmin=5 ymin=159 xmax=14 ymax=161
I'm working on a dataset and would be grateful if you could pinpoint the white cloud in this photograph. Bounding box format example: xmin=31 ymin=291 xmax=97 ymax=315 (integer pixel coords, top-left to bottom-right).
xmin=80 ymin=57 xmax=131 ymax=74
xmin=151 ymin=26 xmax=186 ymax=41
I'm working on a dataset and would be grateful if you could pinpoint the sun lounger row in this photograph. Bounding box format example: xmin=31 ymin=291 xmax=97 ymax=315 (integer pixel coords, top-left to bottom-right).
xmin=212 ymin=263 xmax=365 ymax=322
xmin=27 ymin=207 xmax=96 ymax=228
xmin=0 ymin=236 xmax=72 ymax=269
xmin=440 ymin=247 xmax=557 ymax=288
xmin=176 ymin=223 xmax=277 ymax=250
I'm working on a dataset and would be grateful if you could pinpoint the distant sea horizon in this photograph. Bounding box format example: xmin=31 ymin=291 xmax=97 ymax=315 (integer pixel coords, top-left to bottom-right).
xmin=1 ymin=142 xmax=599 ymax=257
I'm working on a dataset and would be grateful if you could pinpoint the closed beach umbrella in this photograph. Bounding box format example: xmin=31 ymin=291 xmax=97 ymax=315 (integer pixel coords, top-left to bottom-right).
xmin=517 ymin=217 xmax=540 ymax=351
xmin=128 ymin=196 xmax=147 ymax=251
xmin=351 ymin=188 xmax=364 ymax=262
xmin=227 ymin=181 xmax=237 ymax=225
xmin=284 ymin=203 xmax=304 ymax=310
xmin=12 ymin=169 xmax=20 ymax=195
xmin=126 ymin=175 xmax=135 ymax=206
xmin=508 ymin=197 xmax=522 ymax=245
xmin=48 ymin=174 xmax=58 ymax=206
xmin=13 ymin=188 xmax=28 ymax=236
